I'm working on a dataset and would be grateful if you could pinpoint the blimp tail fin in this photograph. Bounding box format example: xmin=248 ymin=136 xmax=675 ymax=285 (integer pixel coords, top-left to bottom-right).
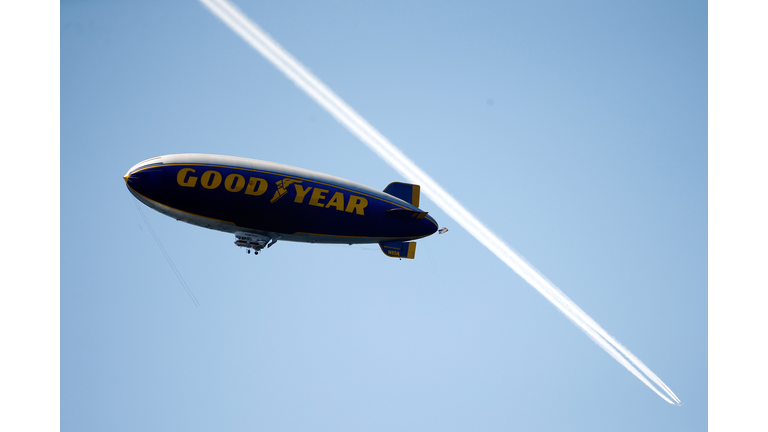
xmin=378 ymin=240 xmax=417 ymax=259
xmin=386 ymin=208 xmax=429 ymax=219
xmin=383 ymin=182 xmax=421 ymax=207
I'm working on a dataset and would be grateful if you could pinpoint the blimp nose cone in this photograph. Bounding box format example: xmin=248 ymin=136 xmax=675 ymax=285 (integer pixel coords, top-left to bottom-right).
xmin=123 ymin=172 xmax=137 ymax=188
xmin=124 ymin=170 xmax=134 ymax=187
xmin=124 ymin=166 xmax=165 ymax=196
xmin=124 ymin=170 xmax=137 ymax=188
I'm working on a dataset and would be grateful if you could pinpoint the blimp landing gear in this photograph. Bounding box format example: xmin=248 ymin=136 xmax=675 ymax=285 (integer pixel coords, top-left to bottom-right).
xmin=234 ymin=232 xmax=275 ymax=256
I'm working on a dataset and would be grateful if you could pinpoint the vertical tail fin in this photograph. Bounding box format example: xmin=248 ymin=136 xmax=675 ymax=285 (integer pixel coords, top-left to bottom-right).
xmin=383 ymin=182 xmax=421 ymax=207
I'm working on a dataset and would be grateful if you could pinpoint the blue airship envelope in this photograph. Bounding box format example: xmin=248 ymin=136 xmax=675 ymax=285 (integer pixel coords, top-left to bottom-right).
xmin=125 ymin=154 xmax=439 ymax=259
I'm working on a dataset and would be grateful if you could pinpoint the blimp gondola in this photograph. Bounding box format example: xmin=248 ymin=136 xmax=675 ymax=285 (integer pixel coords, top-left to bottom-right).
xmin=124 ymin=154 xmax=439 ymax=259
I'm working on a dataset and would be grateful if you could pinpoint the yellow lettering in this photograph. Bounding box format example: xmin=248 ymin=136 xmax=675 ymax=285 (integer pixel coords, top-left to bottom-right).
xmin=309 ymin=188 xmax=329 ymax=207
xmin=224 ymin=174 xmax=246 ymax=192
xmin=294 ymin=184 xmax=313 ymax=203
xmin=325 ymin=192 xmax=346 ymax=211
xmin=177 ymin=168 xmax=197 ymax=187
xmin=345 ymin=195 xmax=368 ymax=215
xmin=201 ymin=170 xmax=222 ymax=189
xmin=244 ymin=177 xmax=268 ymax=196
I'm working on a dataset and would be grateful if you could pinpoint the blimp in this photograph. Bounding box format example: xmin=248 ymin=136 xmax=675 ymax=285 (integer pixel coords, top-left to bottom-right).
xmin=124 ymin=154 xmax=439 ymax=259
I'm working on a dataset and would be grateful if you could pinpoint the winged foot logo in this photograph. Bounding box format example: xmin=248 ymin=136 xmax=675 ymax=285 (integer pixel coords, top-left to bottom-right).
xmin=270 ymin=178 xmax=302 ymax=203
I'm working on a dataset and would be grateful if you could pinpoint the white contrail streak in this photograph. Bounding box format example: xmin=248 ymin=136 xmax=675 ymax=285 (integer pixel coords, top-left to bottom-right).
xmin=199 ymin=0 xmax=680 ymax=405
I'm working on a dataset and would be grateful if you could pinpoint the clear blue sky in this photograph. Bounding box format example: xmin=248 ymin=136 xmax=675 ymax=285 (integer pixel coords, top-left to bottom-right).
xmin=58 ymin=0 xmax=712 ymax=430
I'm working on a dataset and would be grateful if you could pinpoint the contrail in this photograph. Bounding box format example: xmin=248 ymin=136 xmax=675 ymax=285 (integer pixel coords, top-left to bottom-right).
xmin=199 ymin=0 xmax=680 ymax=404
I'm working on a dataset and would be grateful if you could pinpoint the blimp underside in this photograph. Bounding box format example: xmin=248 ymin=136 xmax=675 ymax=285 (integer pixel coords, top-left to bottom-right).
xmin=125 ymin=154 xmax=439 ymax=258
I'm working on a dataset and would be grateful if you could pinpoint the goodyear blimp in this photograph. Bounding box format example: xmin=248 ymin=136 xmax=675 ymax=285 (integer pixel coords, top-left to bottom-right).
xmin=124 ymin=154 xmax=440 ymax=258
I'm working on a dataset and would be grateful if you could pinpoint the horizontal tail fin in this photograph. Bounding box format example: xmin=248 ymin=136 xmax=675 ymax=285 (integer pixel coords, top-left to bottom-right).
xmin=386 ymin=208 xmax=428 ymax=219
xmin=378 ymin=240 xmax=417 ymax=259
xmin=383 ymin=182 xmax=421 ymax=207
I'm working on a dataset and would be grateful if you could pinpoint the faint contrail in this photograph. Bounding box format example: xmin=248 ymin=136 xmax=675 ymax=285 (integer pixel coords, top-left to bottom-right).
xmin=199 ymin=0 xmax=680 ymax=404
